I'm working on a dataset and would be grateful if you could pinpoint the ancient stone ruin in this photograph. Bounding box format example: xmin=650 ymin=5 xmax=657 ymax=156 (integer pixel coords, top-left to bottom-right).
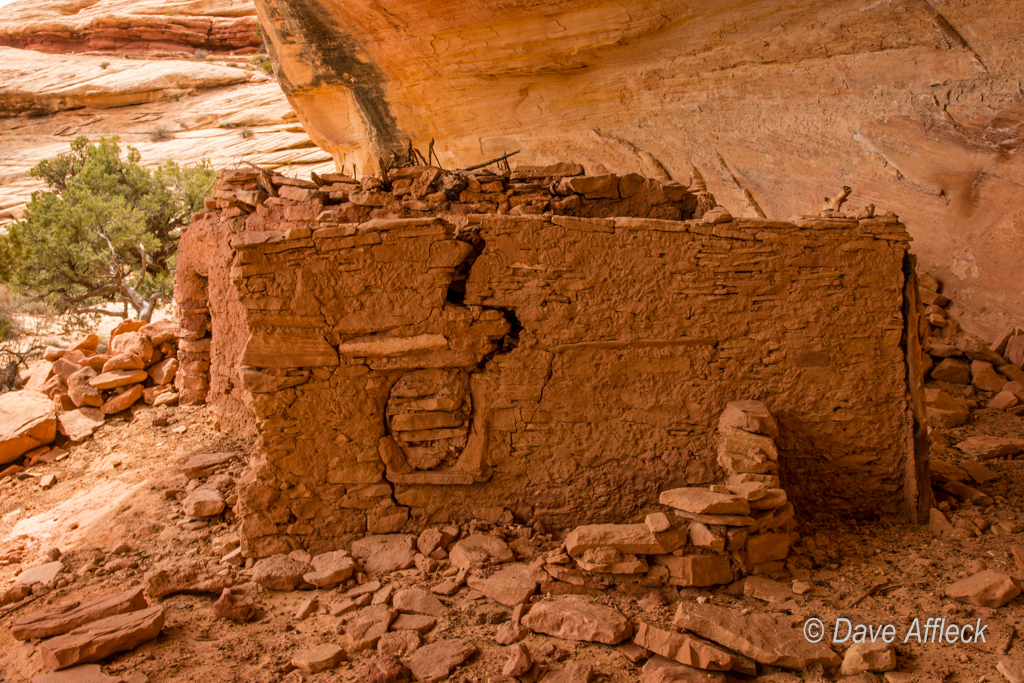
xmin=176 ymin=162 xmax=930 ymax=559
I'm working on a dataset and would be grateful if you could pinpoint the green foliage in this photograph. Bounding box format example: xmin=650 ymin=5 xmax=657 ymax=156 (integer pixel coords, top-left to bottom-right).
xmin=0 ymin=136 xmax=213 ymax=321
xmin=239 ymin=127 xmax=254 ymax=139
xmin=99 ymin=61 xmax=110 ymax=70
xmin=250 ymin=54 xmax=273 ymax=75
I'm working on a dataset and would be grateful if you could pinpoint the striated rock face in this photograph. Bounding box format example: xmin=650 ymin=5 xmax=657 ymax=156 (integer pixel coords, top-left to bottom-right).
xmin=254 ymin=0 xmax=1024 ymax=338
xmin=0 ymin=0 xmax=263 ymax=55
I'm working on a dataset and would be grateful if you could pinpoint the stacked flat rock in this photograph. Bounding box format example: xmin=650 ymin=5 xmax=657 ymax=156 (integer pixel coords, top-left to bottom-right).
xmin=540 ymin=401 xmax=794 ymax=593
xmin=918 ymin=271 xmax=1024 ymax=418
xmin=17 ymin=323 xmax=181 ymax=458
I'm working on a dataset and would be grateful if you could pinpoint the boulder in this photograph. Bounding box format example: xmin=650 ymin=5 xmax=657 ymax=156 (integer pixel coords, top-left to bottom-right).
xmin=148 ymin=358 xmax=178 ymax=385
xmin=653 ymin=554 xmax=733 ymax=587
xmin=973 ymin=361 xmax=1008 ymax=393
xmin=0 ymin=391 xmax=57 ymax=464
xmin=101 ymin=353 xmax=145 ymax=373
xmin=522 ymin=597 xmax=633 ymax=644
xmin=957 ymin=436 xmax=1024 ymax=459
xmin=565 ymin=524 xmax=686 ymax=556
xmin=931 ymin=358 xmax=971 ymax=383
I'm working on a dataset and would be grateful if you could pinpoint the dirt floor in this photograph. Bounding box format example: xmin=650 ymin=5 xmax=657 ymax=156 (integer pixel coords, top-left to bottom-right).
xmin=0 ymin=392 xmax=1021 ymax=682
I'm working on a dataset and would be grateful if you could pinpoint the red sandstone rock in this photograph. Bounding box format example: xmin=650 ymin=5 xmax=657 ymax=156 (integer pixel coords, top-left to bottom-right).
xmin=213 ymin=588 xmax=255 ymax=623
xmin=365 ymin=654 xmax=412 ymax=683
xmin=391 ymin=614 xmax=436 ymax=634
xmin=564 ymin=524 xmax=686 ymax=557
xmin=840 ymin=641 xmax=896 ymax=675
xmin=252 ymin=554 xmax=310 ymax=591
xmin=148 ymin=358 xmax=178 ymax=385
xmin=377 ymin=630 xmax=421 ymax=657
xmin=12 ymin=588 xmax=148 ymax=641
xmin=0 ymin=391 xmax=57 ymax=464
xmin=719 ymin=400 xmax=778 ymax=438
xmin=946 ymin=570 xmax=1021 ymax=608
xmin=466 ymin=564 xmax=543 ymax=606
xmin=292 ymin=644 xmax=347 ymax=673
xmin=673 ymin=603 xmax=840 ymax=669
xmin=66 ymin=368 xmax=103 ymax=408
xmin=973 ymin=361 xmax=1008 ymax=393
xmin=15 ymin=561 xmax=63 ymax=588
xmin=57 ymin=409 xmax=104 ymax=442
xmin=180 ymin=452 xmax=237 ymax=479
xmin=449 ymin=534 xmax=514 ymax=569
xmin=101 ymin=353 xmax=144 ymax=373
xmin=88 ymin=370 xmax=147 ymax=391
xmin=38 ymin=605 xmax=164 ymax=671
xmin=931 ymin=358 xmax=972 ymax=384
xmin=653 ymin=555 xmax=733 ymax=587
xmin=346 ymin=604 xmax=396 ymax=650
xmin=633 ymin=623 xmax=756 ymax=674
xmin=639 ymin=659 xmax=726 ymax=683
xmin=182 ymin=488 xmax=225 ymax=517
xmin=406 ymin=638 xmax=477 ymax=683
xmin=303 ymin=551 xmax=356 ymax=588
xmin=957 ymin=436 xmax=1024 ymax=459
xmin=100 ymin=385 xmax=144 ymax=415
xmin=145 ymin=558 xmax=237 ymax=598
xmin=351 ymin=535 xmax=417 ymax=576
xmin=31 ymin=664 xmax=122 ymax=682
xmin=502 ymin=643 xmax=533 ymax=677
xmin=522 ymin=597 xmax=633 ymax=644
xmin=141 ymin=320 xmax=179 ymax=346
xmin=108 ymin=332 xmax=153 ymax=366
xmin=393 ymin=587 xmax=448 ymax=616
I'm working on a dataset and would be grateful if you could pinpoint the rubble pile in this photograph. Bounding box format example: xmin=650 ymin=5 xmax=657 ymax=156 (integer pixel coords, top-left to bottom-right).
xmin=0 ymin=321 xmax=182 ymax=481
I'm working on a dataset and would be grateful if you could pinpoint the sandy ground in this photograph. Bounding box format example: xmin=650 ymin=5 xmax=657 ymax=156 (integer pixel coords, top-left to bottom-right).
xmin=0 ymin=392 xmax=1020 ymax=682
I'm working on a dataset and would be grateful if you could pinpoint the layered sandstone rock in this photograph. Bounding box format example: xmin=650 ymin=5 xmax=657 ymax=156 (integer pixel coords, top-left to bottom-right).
xmin=253 ymin=0 xmax=1024 ymax=339
xmin=0 ymin=0 xmax=262 ymax=55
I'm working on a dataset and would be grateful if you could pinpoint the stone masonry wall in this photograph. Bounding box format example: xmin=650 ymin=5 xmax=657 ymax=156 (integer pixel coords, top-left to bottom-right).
xmin=177 ymin=165 xmax=927 ymax=558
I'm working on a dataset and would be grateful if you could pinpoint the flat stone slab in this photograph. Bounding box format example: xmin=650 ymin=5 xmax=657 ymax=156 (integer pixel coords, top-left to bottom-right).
xmin=13 ymin=587 xmax=148 ymax=640
xmin=292 ymin=643 xmax=347 ymax=673
xmin=57 ymin=408 xmax=105 ymax=443
xmin=522 ymin=596 xmax=633 ymax=645
xmin=16 ymin=561 xmax=64 ymax=587
xmin=565 ymin=524 xmax=686 ymax=557
xmin=180 ymin=452 xmax=238 ymax=479
xmin=658 ymin=488 xmax=750 ymax=515
xmin=406 ymin=638 xmax=477 ymax=683
xmin=88 ymin=370 xmax=147 ymax=390
xmin=956 ymin=436 xmax=1024 ymax=459
xmin=31 ymin=664 xmax=122 ymax=682
xmin=946 ymin=570 xmax=1021 ymax=608
xmin=393 ymin=587 xmax=449 ymax=616
xmin=634 ymin=622 xmax=756 ymax=674
xmin=673 ymin=603 xmax=840 ymax=670
xmin=449 ymin=534 xmax=514 ymax=569
xmin=466 ymin=563 xmax=544 ymax=606
xmin=39 ymin=605 xmax=164 ymax=671
xmin=350 ymin=535 xmax=417 ymax=576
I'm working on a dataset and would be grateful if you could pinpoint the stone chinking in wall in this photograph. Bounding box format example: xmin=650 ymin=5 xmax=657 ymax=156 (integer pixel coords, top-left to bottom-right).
xmin=178 ymin=164 xmax=929 ymax=558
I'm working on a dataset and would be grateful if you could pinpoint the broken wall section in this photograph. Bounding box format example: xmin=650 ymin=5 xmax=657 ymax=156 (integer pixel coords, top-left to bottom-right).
xmin=185 ymin=163 xmax=923 ymax=557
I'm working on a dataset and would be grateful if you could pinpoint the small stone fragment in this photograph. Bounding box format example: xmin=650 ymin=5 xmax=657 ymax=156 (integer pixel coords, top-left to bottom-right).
xmin=406 ymin=639 xmax=477 ymax=683
xmin=840 ymin=642 xmax=896 ymax=675
xmin=292 ymin=644 xmax=346 ymax=673
xmin=946 ymin=570 xmax=1021 ymax=608
xmin=503 ymin=643 xmax=533 ymax=677
xmin=213 ymin=588 xmax=255 ymax=623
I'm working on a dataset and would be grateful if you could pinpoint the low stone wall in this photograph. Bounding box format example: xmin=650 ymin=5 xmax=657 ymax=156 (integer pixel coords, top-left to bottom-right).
xmin=177 ymin=166 xmax=928 ymax=557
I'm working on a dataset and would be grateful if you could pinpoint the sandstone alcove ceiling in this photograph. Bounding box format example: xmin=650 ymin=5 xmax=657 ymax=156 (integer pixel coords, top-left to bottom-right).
xmin=253 ymin=0 xmax=1024 ymax=340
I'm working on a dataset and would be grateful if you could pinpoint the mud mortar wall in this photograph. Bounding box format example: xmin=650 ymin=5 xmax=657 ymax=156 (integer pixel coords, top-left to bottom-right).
xmin=177 ymin=169 xmax=923 ymax=558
